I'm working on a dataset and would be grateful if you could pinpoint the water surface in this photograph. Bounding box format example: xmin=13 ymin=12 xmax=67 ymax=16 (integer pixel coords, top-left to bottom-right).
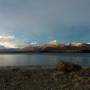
xmin=0 ymin=53 xmax=90 ymax=67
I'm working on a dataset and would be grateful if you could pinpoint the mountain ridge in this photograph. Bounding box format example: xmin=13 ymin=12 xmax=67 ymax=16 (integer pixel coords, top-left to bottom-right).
xmin=0 ymin=40 xmax=90 ymax=53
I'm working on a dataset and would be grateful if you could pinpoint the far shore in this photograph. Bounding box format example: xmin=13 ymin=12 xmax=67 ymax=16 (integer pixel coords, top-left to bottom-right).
xmin=0 ymin=50 xmax=90 ymax=54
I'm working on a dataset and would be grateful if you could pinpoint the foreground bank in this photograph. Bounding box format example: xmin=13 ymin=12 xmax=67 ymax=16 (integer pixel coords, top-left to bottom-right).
xmin=0 ymin=62 xmax=90 ymax=90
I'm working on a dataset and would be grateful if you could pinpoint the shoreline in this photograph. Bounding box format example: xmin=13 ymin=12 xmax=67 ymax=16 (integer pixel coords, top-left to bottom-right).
xmin=0 ymin=50 xmax=89 ymax=54
xmin=0 ymin=65 xmax=56 ymax=70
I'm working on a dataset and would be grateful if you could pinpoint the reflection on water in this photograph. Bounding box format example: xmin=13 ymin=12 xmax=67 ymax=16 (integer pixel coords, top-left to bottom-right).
xmin=0 ymin=53 xmax=90 ymax=67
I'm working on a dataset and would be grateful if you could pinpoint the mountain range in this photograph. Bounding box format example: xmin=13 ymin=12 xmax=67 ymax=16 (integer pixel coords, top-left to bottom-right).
xmin=17 ymin=40 xmax=90 ymax=53
xmin=0 ymin=40 xmax=90 ymax=53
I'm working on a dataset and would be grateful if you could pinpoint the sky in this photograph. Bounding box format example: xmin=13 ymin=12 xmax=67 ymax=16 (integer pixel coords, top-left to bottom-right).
xmin=0 ymin=0 xmax=90 ymax=48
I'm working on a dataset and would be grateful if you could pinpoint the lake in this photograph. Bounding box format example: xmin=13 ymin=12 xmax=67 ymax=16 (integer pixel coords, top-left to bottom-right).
xmin=0 ymin=53 xmax=90 ymax=67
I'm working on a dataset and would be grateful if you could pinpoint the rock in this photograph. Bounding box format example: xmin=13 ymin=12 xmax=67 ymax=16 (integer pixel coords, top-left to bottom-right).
xmin=56 ymin=62 xmax=82 ymax=73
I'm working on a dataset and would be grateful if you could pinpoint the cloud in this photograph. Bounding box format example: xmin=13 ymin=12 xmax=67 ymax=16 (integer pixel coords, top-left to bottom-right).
xmin=0 ymin=35 xmax=27 ymax=48
xmin=0 ymin=35 xmax=16 ymax=48
xmin=30 ymin=42 xmax=38 ymax=46
xmin=0 ymin=0 xmax=90 ymax=43
xmin=0 ymin=36 xmax=14 ymax=42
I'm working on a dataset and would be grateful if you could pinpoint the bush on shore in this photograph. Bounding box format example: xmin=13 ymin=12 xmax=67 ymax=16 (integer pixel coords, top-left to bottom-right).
xmin=56 ymin=62 xmax=82 ymax=73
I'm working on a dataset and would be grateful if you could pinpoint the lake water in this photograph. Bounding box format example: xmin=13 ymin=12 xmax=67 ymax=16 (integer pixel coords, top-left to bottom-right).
xmin=0 ymin=53 xmax=90 ymax=67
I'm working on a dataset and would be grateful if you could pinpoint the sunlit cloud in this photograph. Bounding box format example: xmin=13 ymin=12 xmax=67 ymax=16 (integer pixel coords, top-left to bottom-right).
xmin=0 ymin=35 xmax=17 ymax=48
xmin=0 ymin=35 xmax=27 ymax=48
xmin=30 ymin=42 xmax=37 ymax=45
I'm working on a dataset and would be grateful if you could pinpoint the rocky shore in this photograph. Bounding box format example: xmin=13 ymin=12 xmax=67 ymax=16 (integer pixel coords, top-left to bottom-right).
xmin=0 ymin=62 xmax=90 ymax=90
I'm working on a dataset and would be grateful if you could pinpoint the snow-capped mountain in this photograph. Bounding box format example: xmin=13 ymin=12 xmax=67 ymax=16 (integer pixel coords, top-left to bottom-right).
xmin=47 ymin=40 xmax=59 ymax=45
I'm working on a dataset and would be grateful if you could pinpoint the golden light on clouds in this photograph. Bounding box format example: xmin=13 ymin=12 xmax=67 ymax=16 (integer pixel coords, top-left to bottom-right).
xmin=0 ymin=36 xmax=17 ymax=48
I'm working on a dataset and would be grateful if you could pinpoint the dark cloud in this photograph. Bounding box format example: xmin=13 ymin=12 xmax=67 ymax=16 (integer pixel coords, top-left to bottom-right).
xmin=0 ymin=0 xmax=90 ymax=43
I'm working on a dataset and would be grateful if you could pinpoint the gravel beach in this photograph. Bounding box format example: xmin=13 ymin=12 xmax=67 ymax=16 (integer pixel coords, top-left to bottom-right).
xmin=0 ymin=62 xmax=90 ymax=90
